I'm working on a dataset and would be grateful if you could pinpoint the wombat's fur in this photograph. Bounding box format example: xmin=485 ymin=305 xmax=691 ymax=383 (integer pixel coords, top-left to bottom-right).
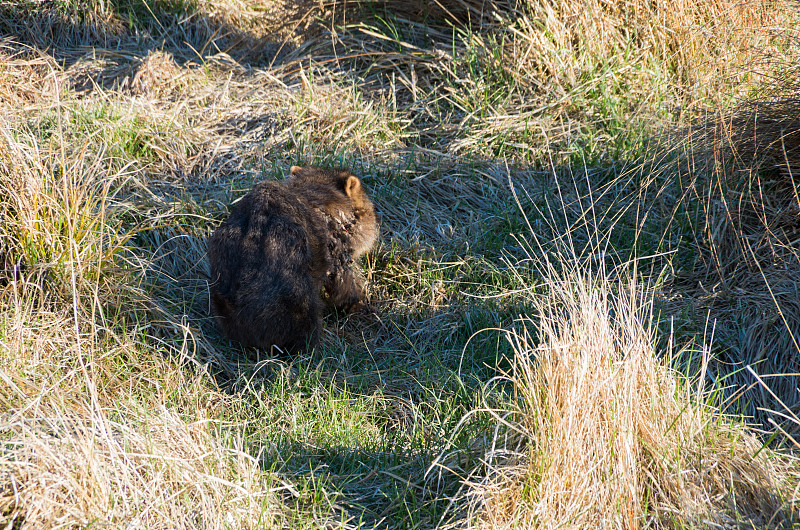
xmin=207 ymin=166 xmax=379 ymax=353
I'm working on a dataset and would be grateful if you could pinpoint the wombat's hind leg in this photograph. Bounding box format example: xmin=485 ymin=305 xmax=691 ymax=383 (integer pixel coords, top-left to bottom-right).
xmin=268 ymin=303 xmax=322 ymax=355
xmin=240 ymin=276 xmax=323 ymax=354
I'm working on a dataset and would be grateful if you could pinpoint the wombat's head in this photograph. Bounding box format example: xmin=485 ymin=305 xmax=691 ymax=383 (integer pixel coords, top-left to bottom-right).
xmin=289 ymin=166 xmax=379 ymax=258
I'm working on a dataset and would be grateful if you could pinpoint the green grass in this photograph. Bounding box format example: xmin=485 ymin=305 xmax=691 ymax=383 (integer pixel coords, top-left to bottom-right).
xmin=2 ymin=0 xmax=800 ymax=528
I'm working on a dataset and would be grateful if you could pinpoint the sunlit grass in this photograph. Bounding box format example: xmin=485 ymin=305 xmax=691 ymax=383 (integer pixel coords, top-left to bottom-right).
xmin=1 ymin=0 xmax=799 ymax=528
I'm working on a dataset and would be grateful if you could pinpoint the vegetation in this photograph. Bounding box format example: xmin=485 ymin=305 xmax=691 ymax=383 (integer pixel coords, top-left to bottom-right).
xmin=1 ymin=0 xmax=799 ymax=528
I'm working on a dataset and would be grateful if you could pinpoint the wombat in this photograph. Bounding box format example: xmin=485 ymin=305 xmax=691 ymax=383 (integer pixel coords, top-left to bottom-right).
xmin=207 ymin=166 xmax=379 ymax=353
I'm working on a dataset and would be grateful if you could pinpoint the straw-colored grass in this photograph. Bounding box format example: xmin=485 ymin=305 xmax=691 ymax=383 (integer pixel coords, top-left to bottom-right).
xmin=1 ymin=392 xmax=287 ymax=528
xmin=0 ymin=124 xmax=279 ymax=527
xmin=0 ymin=125 xmax=129 ymax=304
xmin=302 ymin=0 xmax=799 ymax=163
xmin=0 ymin=122 xmax=342 ymax=529
xmin=2 ymin=0 xmax=800 ymax=528
xmin=449 ymin=262 xmax=799 ymax=528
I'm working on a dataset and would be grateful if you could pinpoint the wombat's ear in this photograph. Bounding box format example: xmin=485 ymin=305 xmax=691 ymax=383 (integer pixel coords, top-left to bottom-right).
xmin=290 ymin=166 xmax=303 ymax=175
xmin=344 ymin=175 xmax=361 ymax=198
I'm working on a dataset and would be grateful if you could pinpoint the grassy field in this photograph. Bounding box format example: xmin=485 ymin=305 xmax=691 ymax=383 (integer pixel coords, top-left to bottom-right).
xmin=1 ymin=0 xmax=800 ymax=528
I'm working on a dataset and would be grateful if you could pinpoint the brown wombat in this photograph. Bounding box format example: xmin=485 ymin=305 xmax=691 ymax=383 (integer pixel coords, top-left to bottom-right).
xmin=207 ymin=166 xmax=379 ymax=353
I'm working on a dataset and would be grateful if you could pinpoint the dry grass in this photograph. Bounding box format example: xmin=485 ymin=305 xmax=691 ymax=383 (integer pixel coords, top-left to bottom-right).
xmin=0 ymin=116 xmax=339 ymax=529
xmin=2 ymin=0 xmax=800 ymax=528
xmin=294 ymin=0 xmax=800 ymax=163
xmin=446 ymin=260 xmax=800 ymax=529
xmin=641 ymin=56 xmax=800 ymax=432
xmin=1 ymin=397 xmax=286 ymax=528
xmin=0 ymin=0 xmax=309 ymax=63
xmin=0 ymin=124 xmax=128 ymax=304
xmin=678 ymin=58 xmax=800 ymax=187
xmin=0 ymin=40 xmax=60 ymax=109
xmin=0 ymin=129 xmax=281 ymax=526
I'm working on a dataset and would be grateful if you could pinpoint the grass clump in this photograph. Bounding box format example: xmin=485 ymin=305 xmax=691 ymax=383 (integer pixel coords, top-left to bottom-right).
xmin=0 ymin=128 xmax=279 ymax=527
xmin=0 ymin=125 xmax=130 ymax=303
xmin=452 ymin=259 xmax=799 ymax=528
xmin=0 ymin=402 xmax=287 ymax=528
xmin=308 ymin=0 xmax=798 ymax=164
xmin=643 ymin=58 xmax=800 ymax=431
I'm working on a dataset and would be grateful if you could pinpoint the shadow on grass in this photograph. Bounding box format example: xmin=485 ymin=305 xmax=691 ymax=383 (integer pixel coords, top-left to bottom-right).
xmin=228 ymin=346 xmax=498 ymax=528
xmin=260 ymin=442 xmax=467 ymax=527
xmin=0 ymin=0 xmax=301 ymax=93
xmin=3 ymin=1 xmax=799 ymax=527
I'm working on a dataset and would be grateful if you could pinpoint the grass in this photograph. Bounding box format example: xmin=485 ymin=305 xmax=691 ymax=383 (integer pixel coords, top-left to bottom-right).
xmin=454 ymin=260 xmax=800 ymax=529
xmin=1 ymin=0 xmax=800 ymax=528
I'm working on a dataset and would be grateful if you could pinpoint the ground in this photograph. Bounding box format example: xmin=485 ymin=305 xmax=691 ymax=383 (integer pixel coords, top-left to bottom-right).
xmin=1 ymin=0 xmax=800 ymax=528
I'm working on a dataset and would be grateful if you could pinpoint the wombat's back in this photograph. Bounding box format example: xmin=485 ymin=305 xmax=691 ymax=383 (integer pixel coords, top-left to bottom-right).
xmin=208 ymin=182 xmax=322 ymax=352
